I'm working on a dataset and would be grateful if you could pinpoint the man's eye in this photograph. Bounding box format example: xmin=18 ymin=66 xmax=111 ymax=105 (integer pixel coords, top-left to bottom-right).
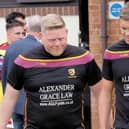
xmin=59 ymin=38 xmax=64 ymax=41
xmin=122 ymin=27 xmax=127 ymax=30
xmin=15 ymin=32 xmax=25 ymax=35
xmin=48 ymin=39 xmax=56 ymax=42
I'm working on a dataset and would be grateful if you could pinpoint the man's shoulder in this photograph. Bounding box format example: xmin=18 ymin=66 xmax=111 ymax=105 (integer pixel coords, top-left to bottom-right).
xmin=10 ymin=37 xmax=28 ymax=46
xmin=107 ymin=39 xmax=126 ymax=51
xmin=8 ymin=37 xmax=40 ymax=49
xmin=67 ymin=45 xmax=88 ymax=55
xmin=104 ymin=40 xmax=129 ymax=60
xmin=0 ymin=42 xmax=9 ymax=56
xmin=0 ymin=42 xmax=9 ymax=49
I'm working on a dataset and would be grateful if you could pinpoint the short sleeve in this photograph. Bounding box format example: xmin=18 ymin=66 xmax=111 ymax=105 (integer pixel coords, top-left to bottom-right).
xmin=87 ymin=59 xmax=102 ymax=86
xmin=102 ymin=59 xmax=113 ymax=81
xmin=7 ymin=63 xmax=24 ymax=90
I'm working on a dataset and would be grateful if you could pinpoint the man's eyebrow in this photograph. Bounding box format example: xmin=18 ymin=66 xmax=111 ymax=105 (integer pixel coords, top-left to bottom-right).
xmin=15 ymin=32 xmax=25 ymax=34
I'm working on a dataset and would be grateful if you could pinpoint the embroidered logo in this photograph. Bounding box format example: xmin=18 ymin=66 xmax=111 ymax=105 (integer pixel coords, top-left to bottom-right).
xmin=68 ymin=68 xmax=77 ymax=78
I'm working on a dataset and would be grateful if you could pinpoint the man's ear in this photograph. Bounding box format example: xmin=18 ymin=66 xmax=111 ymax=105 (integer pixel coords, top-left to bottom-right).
xmin=38 ymin=32 xmax=43 ymax=40
xmin=25 ymin=26 xmax=29 ymax=34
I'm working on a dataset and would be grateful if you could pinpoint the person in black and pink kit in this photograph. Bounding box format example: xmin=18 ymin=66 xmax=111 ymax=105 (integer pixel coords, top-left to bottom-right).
xmin=98 ymin=2 xmax=129 ymax=129
xmin=0 ymin=14 xmax=101 ymax=129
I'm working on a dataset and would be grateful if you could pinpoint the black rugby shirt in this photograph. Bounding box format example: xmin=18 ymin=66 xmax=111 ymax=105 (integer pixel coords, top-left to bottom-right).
xmin=103 ymin=39 xmax=129 ymax=129
xmin=8 ymin=45 xmax=101 ymax=129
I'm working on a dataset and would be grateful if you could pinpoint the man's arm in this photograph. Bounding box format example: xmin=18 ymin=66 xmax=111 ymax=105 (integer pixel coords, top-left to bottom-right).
xmin=0 ymin=83 xmax=19 ymax=128
xmin=98 ymin=78 xmax=113 ymax=129
xmin=90 ymin=80 xmax=102 ymax=98
xmin=2 ymin=51 xmax=9 ymax=93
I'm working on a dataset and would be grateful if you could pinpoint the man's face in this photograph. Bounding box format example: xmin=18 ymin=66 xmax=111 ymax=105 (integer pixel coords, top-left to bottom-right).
xmin=42 ymin=27 xmax=68 ymax=56
xmin=7 ymin=26 xmax=25 ymax=44
xmin=120 ymin=18 xmax=129 ymax=44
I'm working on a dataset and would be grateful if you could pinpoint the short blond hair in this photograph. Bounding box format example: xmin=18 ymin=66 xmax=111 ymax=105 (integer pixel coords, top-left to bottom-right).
xmin=41 ymin=14 xmax=65 ymax=33
xmin=120 ymin=2 xmax=129 ymax=19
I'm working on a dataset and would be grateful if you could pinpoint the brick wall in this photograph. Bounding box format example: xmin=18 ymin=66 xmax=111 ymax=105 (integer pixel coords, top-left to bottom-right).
xmin=0 ymin=6 xmax=78 ymax=17
xmin=107 ymin=0 xmax=124 ymax=46
xmin=89 ymin=0 xmax=102 ymax=67
xmin=89 ymin=0 xmax=102 ymax=128
xmin=89 ymin=0 xmax=123 ymax=66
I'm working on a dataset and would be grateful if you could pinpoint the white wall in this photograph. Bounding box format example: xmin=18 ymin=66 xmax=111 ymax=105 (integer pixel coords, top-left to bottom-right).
xmin=63 ymin=16 xmax=79 ymax=46
xmin=0 ymin=18 xmax=6 ymax=43
xmin=0 ymin=16 xmax=79 ymax=46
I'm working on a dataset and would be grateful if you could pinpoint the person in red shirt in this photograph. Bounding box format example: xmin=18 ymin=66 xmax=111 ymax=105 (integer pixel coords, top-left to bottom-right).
xmin=0 ymin=12 xmax=26 ymax=129
xmin=0 ymin=20 xmax=25 ymax=129
xmin=0 ymin=20 xmax=25 ymax=100
xmin=0 ymin=12 xmax=26 ymax=103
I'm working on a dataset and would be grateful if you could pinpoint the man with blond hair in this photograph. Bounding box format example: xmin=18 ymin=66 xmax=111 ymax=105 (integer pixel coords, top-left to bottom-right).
xmin=0 ymin=14 xmax=101 ymax=129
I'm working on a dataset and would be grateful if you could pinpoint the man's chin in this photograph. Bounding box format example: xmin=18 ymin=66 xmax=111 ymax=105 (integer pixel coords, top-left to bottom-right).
xmin=125 ymin=39 xmax=129 ymax=44
xmin=49 ymin=51 xmax=63 ymax=57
